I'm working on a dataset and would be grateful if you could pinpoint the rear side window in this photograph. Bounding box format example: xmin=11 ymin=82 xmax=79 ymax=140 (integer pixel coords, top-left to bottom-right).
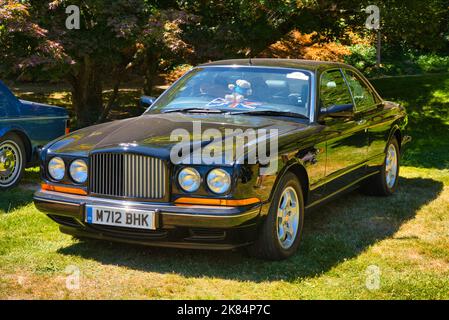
xmin=319 ymin=69 xmax=353 ymax=109
xmin=343 ymin=70 xmax=377 ymax=112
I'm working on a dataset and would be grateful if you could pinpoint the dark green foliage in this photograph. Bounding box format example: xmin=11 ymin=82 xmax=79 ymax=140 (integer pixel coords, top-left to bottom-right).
xmin=346 ymin=47 xmax=449 ymax=77
xmin=1 ymin=0 xmax=448 ymax=126
xmin=371 ymin=73 xmax=449 ymax=169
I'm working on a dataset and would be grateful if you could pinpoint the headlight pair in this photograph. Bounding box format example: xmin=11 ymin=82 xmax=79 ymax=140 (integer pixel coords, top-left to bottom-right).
xmin=48 ymin=157 xmax=88 ymax=184
xmin=178 ymin=167 xmax=231 ymax=194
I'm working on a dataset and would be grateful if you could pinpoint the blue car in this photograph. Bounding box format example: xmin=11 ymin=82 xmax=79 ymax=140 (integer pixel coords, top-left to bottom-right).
xmin=0 ymin=80 xmax=69 ymax=189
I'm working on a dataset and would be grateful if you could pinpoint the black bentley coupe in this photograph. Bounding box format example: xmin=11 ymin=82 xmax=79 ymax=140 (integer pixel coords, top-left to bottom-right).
xmin=34 ymin=59 xmax=410 ymax=260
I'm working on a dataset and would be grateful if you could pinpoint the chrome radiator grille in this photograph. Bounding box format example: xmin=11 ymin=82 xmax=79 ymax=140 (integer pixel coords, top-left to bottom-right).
xmin=89 ymin=153 xmax=166 ymax=199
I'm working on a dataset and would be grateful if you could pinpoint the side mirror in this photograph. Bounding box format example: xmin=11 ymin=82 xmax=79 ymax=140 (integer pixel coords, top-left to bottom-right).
xmin=140 ymin=96 xmax=156 ymax=109
xmin=319 ymin=104 xmax=353 ymax=118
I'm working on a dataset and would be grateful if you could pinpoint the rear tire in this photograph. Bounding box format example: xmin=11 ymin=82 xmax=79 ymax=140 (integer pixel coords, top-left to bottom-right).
xmin=0 ymin=133 xmax=26 ymax=190
xmin=362 ymin=137 xmax=400 ymax=196
xmin=247 ymin=172 xmax=305 ymax=260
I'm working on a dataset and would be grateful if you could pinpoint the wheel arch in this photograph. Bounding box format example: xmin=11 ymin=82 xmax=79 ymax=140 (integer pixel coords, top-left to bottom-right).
xmin=388 ymin=124 xmax=402 ymax=152
xmin=268 ymin=161 xmax=310 ymax=206
xmin=0 ymin=128 xmax=32 ymax=162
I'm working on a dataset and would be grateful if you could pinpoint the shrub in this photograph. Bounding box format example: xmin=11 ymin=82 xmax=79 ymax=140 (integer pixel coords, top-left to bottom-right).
xmin=164 ymin=64 xmax=193 ymax=84
xmin=345 ymin=44 xmax=449 ymax=77
xmin=416 ymin=55 xmax=449 ymax=73
xmin=260 ymin=30 xmax=351 ymax=62
xmin=344 ymin=44 xmax=377 ymax=72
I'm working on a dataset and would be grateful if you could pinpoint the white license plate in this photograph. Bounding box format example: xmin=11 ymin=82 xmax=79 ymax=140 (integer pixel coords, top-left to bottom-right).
xmin=86 ymin=205 xmax=156 ymax=230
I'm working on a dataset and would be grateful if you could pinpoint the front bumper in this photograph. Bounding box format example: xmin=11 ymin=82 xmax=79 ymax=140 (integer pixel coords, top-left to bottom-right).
xmin=33 ymin=190 xmax=262 ymax=250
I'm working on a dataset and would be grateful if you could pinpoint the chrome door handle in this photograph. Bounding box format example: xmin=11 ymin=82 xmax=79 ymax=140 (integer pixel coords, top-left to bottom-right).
xmin=357 ymin=119 xmax=367 ymax=125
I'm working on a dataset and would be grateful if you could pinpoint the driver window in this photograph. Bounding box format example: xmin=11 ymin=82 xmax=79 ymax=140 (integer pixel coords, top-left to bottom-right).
xmin=320 ymin=70 xmax=353 ymax=109
xmin=343 ymin=70 xmax=377 ymax=112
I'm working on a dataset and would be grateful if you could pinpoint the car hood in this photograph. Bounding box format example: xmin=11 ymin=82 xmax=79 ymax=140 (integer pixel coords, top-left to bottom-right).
xmin=47 ymin=113 xmax=318 ymax=163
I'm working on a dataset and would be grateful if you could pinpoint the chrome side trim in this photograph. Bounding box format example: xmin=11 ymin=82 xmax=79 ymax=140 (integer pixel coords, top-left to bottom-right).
xmin=310 ymin=73 xmax=316 ymax=123
xmin=0 ymin=116 xmax=69 ymax=122
xmin=310 ymin=161 xmax=368 ymax=190
xmin=306 ymin=171 xmax=379 ymax=209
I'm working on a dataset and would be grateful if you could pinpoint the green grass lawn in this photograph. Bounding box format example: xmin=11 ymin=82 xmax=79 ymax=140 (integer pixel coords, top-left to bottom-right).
xmin=1 ymin=74 xmax=448 ymax=299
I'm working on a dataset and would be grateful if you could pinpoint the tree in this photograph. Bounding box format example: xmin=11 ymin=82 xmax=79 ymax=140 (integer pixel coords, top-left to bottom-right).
xmin=27 ymin=0 xmax=150 ymax=127
xmin=135 ymin=8 xmax=195 ymax=96
xmin=2 ymin=0 xmax=447 ymax=128
xmin=0 ymin=1 xmax=67 ymax=79
xmin=376 ymin=0 xmax=449 ymax=54
xmin=1 ymin=1 xmax=195 ymax=126
xmin=260 ymin=30 xmax=351 ymax=61
xmin=179 ymin=0 xmax=298 ymax=62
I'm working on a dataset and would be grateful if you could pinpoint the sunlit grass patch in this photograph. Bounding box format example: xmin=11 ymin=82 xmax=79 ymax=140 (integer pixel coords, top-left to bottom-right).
xmin=2 ymin=166 xmax=447 ymax=299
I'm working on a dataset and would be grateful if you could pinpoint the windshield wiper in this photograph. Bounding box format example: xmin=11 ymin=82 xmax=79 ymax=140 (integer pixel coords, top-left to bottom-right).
xmin=162 ymin=108 xmax=227 ymax=114
xmin=232 ymin=110 xmax=309 ymax=120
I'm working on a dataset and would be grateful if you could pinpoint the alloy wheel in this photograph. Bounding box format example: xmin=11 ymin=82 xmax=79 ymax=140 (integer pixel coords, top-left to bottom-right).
xmin=0 ymin=141 xmax=22 ymax=187
xmin=276 ymin=186 xmax=300 ymax=249
xmin=385 ymin=143 xmax=398 ymax=189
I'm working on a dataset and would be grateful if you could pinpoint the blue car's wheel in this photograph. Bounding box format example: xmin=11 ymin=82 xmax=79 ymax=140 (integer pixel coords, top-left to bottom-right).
xmin=0 ymin=133 xmax=25 ymax=190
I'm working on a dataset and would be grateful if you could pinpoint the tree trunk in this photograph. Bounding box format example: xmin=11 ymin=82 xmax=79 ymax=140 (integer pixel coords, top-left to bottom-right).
xmin=97 ymin=75 xmax=121 ymax=123
xmin=143 ymin=50 xmax=160 ymax=96
xmin=69 ymin=56 xmax=104 ymax=128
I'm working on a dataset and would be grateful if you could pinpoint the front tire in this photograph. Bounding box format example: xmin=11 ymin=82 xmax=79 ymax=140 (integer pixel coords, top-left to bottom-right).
xmin=363 ymin=137 xmax=400 ymax=196
xmin=0 ymin=133 xmax=26 ymax=190
xmin=247 ymin=172 xmax=305 ymax=260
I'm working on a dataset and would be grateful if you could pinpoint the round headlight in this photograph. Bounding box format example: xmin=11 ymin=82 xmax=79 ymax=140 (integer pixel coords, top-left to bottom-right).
xmin=207 ymin=169 xmax=231 ymax=194
xmin=48 ymin=157 xmax=65 ymax=181
xmin=69 ymin=159 xmax=88 ymax=184
xmin=178 ymin=167 xmax=201 ymax=192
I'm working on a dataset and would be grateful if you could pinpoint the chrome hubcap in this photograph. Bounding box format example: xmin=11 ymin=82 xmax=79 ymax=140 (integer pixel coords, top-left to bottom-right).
xmin=0 ymin=141 xmax=21 ymax=186
xmin=276 ymin=186 xmax=300 ymax=249
xmin=385 ymin=144 xmax=398 ymax=189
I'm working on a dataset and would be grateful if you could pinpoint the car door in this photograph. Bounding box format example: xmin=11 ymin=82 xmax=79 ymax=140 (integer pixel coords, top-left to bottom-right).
xmin=319 ymin=69 xmax=369 ymax=196
xmin=342 ymin=69 xmax=388 ymax=174
xmin=0 ymin=84 xmax=15 ymax=129
xmin=0 ymin=82 xmax=67 ymax=150
xmin=0 ymin=89 xmax=9 ymax=119
xmin=0 ymin=82 xmax=20 ymax=119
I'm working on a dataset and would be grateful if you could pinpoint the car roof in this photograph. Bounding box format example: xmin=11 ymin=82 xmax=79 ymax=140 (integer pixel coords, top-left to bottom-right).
xmin=198 ymin=58 xmax=351 ymax=72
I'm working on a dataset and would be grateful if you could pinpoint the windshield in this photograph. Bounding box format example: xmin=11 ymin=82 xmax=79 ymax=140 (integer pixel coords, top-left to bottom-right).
xmin=145 ymin=66 xmax=312 ymax=118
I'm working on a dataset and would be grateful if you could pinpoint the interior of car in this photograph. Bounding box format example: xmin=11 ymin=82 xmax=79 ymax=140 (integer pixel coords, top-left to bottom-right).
xmin=176 ymin=69 xmax=311 ymax=112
